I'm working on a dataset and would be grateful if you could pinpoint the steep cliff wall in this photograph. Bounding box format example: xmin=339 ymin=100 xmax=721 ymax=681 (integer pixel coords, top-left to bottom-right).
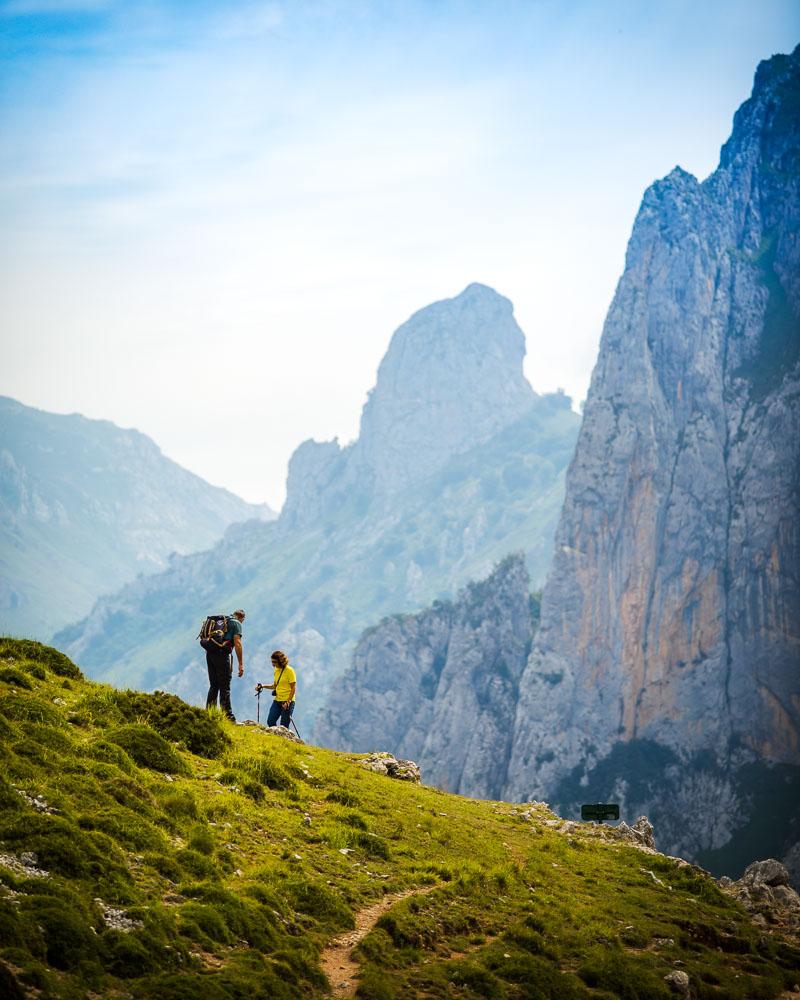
xmin=503 ymin=47 xmax=800 ymax=871
xmin=317 ymin=554 xmax=536 ymax=798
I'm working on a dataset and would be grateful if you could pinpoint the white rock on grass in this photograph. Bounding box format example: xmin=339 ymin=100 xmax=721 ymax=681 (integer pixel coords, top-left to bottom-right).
xmin=664 ymin=970 xmax=690 ymax=996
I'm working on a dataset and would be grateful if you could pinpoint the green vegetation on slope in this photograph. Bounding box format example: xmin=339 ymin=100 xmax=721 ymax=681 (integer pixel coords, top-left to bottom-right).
xmin=0 ymin=638 xmax=797 ymax=999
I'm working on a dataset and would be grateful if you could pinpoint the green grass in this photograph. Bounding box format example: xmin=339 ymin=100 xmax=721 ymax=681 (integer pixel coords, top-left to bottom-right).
xmin=0 ymin=638 xmax=797 ymax=999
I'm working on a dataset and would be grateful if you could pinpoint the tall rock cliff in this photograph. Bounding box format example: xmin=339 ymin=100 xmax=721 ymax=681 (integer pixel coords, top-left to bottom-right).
xmin=0 ymin=397 xmax=270 ymax=640
xmin=318 ymin=554 xmax=536 ymax=798
xmin=502 ymin=47 xmax=800 ymax=873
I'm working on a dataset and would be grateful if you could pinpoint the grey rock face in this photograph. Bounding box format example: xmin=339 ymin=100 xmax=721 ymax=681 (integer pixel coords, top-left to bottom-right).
xmin=742 ymin=859 xmax=791 ymax=888
xmin=618 ymin=816 xmax=657 ymax=851
xmin=504 ymin=48 xmax=800 ymax=868
xmin=318 ymin=554 xmax=535 ymax=798
xmin=281 ymin=283 xmax=536 ymax=530
xmin=351 ymin=283 xmax=535 ymax=496
xmin=281 ymin=439 xmax=344 ymax=530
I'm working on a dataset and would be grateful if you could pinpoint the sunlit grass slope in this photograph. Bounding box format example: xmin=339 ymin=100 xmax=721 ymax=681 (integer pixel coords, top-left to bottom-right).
xmin=0 ymin=638 xmax=797 ymax=999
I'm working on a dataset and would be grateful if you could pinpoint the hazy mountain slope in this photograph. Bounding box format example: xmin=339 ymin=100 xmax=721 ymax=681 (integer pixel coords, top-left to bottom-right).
xmin=0 ymin=397 xmax=271 ymax=640
xmin=56 ymin=285 xmax=580 ymax=728
xmin=0 ymin=637 xmax=797 ymax=999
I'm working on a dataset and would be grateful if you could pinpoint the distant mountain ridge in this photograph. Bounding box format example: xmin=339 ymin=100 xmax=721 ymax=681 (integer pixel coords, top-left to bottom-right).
xmin=0 ymin=396 xmax=272 ymax=639
xmin=56 ymin=284 xmax=581 ymax=726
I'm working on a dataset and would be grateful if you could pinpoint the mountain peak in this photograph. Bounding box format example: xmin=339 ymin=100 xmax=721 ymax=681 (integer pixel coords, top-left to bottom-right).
xmin=350 ymin=284 xmax=535 ymax=494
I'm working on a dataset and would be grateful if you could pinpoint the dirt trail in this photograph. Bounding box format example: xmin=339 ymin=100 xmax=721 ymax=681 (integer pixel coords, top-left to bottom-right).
xmin=320 ymin=885 xmax=437 ymax=997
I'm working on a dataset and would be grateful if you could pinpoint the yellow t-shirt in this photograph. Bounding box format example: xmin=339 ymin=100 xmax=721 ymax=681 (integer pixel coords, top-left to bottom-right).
xmin=274 ymin=663 xmax=297 ymax=702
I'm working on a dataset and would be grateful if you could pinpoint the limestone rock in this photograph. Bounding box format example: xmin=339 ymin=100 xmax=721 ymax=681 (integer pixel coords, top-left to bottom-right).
xmin=632 ymin=816 xmax=656 ymax=850
xmin=720 ymin=857 xmax=800 ymax=938
xmin=358 ymin=753 xmax=421 ymax=783
xmin=664 ymin=970 xmax=690 ymax=996
xmin=503 ymin=45 xmax=800 ymax=868
xmin=742 ymin=859 xmax=790 ymax=887
xmin=352 ymin=283 xmax=535 ymax=496
xmin=617 ymin=816 xmax=657 ymax=851
xmin=94 ymin=899 xmax=143 ymax=933
xmin=0 ymin=852 xmax=49 ymax=879
xmin=262 ymin=726 xmax=303 ymax=744
xmin=773 ymin=885 xmax=800 ymax=910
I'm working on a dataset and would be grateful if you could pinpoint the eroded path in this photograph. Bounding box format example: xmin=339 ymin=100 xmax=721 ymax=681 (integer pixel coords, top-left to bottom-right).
xmin=321 ymin=885 xmax=437 ymax=997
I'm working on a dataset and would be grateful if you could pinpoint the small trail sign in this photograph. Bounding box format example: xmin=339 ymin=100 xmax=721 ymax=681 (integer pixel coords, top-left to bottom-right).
xmin=580 ymin=803 xmax=620 ymax=823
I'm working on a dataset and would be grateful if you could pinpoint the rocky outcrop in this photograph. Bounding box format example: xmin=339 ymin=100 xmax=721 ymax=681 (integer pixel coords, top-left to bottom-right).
xmin=503 ymin=47 xmax=800 ymax=869
xmin=357 ymin=753 xmax=421 ymax=782
xmin=281 ymin=283 xmax=537 ymax=529
xmin=720 ymin=859 xmax=800 ymax=938
xmin=281 ymin=439 xmax=344 ymax=531
xmin=350 ymin=283 xmax=535 ymax=496
xmin=318 ymin=554 xmax=536 ymax=797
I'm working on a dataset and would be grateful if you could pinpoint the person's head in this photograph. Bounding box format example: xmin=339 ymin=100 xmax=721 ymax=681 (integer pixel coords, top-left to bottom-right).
xmin=233 ymin=609 xmax=246 ymax=623
xmin=271 ymin=650 xmax=288 ymax=669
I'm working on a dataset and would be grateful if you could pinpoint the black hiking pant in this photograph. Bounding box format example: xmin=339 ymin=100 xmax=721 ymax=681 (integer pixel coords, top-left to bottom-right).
xmin=206 ymin=648 xmax=235 ymax=720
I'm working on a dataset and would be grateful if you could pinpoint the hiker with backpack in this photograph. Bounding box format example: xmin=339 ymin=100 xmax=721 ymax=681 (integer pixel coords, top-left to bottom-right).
xmin=198 ymin=609 xmax=246 ymax=722
xmin=255 ymin=650 xmax=297 ymax=729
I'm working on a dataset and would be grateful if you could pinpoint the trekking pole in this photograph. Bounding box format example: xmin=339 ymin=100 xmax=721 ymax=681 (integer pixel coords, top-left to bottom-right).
xmin=256 ymin=687 xmax=261 ymax=724
xmin=290 ymin=716 xmax=302 ymax=741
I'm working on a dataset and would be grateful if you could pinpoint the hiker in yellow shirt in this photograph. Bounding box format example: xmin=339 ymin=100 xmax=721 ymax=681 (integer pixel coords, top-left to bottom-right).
xmin=255 ymin=650 xmax=297 ymax=729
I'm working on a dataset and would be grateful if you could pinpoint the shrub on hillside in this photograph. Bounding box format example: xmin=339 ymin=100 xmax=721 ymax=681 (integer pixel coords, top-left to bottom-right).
xmin=0 ymin=667 xmax=32 ymax=689
xmin=87 ymin=738 xmax=136 ymax=774
xmin=106 ymin=724 xmax=190 ymax=775
xmin=226 ymin=752 xmax=296 ymax=792
xmin=111 ymin=690 xmax=229 ymax=759
xmin=23 ymin=896 xmax=98 ymax=971
xmin=0 ymin=693 xmax=64 ymax=728
xmin=0 ymin=639 xmax=82 ymax=680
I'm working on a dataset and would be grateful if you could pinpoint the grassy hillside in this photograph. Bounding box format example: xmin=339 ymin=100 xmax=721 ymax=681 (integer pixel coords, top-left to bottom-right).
xmin=0 ymin=638 xmax=797 ymax=1000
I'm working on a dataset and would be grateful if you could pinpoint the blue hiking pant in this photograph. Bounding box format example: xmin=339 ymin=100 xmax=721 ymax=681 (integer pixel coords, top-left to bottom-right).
xmin=267 ymin=698 xmax=295 ymax=729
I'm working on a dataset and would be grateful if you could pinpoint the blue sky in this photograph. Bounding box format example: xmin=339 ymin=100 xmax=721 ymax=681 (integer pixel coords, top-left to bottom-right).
xmin=1 ymin=1 xmax=798 ymax=505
